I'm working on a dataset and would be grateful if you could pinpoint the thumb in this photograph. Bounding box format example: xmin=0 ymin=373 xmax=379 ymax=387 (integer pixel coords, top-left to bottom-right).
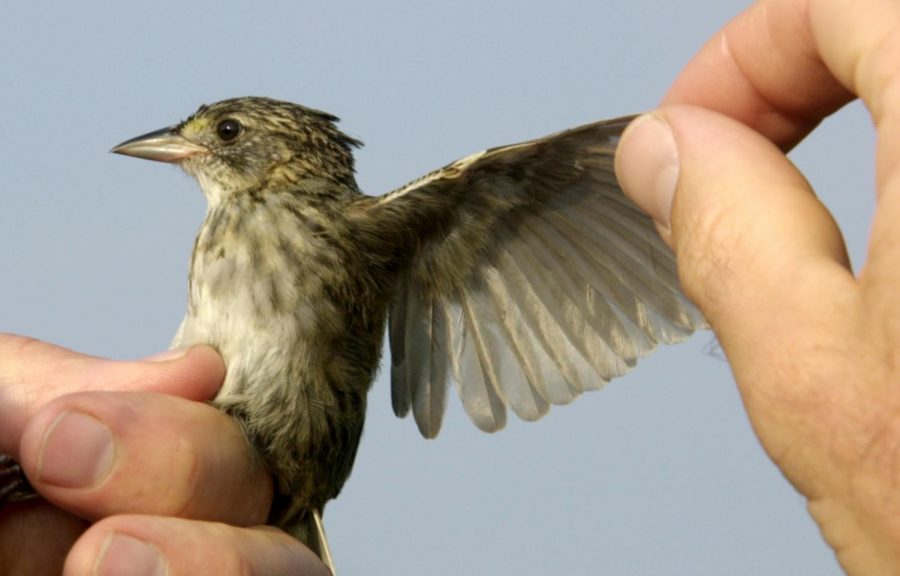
xmin=0 ymin=334 xmax=225 ymax=456
xmin=614 ymin=105 xmax=856 ymax=405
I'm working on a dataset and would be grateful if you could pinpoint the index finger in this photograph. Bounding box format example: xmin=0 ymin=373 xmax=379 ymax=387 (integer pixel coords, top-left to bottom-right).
xmin=659 ymin=0 xmax=900 ymax=337
xmin=662 ymin=0 xmax=854 ymax=150
xmin=0 ymin=334 xmax=225 ymax=455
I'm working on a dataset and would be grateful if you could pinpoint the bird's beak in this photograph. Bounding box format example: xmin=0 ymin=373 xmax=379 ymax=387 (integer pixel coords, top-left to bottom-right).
xmin=111 ymin=126 xmax=208 ymax=163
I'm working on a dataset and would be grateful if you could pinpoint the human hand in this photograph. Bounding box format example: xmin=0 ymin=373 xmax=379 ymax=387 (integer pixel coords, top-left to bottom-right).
xmin=615 ymin=0 xmax=900 ymax=574
xmin=0 ymin=334 xmax=328 ymax=575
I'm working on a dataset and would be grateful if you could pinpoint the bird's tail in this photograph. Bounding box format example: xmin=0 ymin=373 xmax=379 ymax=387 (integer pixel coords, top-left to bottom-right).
xmin=311 ymin=509 xmax=336 ymax=572
xmin=283 ymin=507 xmax=337 ymax=574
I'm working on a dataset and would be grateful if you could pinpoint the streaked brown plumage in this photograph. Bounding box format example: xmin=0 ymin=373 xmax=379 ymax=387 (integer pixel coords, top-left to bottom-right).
xmin=0 ymin=96 xmax=706 ymax=572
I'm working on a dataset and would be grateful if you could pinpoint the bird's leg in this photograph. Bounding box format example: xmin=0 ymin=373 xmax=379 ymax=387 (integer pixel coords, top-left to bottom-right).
xmin=0 ymin=453 xmax=38 ymax=507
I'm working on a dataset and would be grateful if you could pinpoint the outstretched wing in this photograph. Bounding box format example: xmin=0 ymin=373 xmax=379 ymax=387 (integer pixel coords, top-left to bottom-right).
xmin=356 ymin=115 xmax=706 ymax=438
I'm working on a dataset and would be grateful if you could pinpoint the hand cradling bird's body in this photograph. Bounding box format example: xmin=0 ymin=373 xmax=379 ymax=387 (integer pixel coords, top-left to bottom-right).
xmin=0 ymin=97 xmax=705 ymax=572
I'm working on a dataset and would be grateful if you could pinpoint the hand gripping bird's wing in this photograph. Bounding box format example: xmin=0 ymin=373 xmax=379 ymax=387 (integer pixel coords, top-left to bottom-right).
xmin=356 ymin=115 xmax=707 ymax=438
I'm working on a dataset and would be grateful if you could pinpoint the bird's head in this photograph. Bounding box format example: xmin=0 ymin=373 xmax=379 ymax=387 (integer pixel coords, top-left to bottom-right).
xmin=112 ymin=96 xmax=362 ymax=204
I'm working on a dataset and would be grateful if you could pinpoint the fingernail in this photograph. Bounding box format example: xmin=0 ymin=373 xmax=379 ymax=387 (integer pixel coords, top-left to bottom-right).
xmin=615 ymin=113 xmax=679 ymax=228
xmin=143 ymin=346 xmax=190 ymax=362
xmin=96 ymin=533 xmax=168 ymax=576
xmin=37 ymin=411 xmax=114 ymax=488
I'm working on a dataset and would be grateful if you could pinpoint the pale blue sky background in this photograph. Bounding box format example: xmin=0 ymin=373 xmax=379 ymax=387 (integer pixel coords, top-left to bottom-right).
xmin=1 ymin=1 xmax=874 ymax=574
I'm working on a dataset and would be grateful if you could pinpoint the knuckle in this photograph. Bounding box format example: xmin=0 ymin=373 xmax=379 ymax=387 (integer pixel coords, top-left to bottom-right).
xmin=158 ymin=439 xmax=204 ymax=518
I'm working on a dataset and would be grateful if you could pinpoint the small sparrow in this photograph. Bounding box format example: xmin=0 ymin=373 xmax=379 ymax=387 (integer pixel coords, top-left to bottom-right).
xmin=2 ymin=97 xmax=705 ymax=572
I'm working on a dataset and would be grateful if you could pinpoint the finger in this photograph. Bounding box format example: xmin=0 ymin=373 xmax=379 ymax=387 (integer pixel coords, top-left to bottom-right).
xmin=17 ymin=391 xmax=272 ymax=526
xmin=64 ymin=516 xmax=329 ymax=576
xmin=617 ymin=106 xmax=857 ymax=397
xmin=662 ymin=0 xmax=854 ymax=149
xmin=0 ymin=334 xmax=225 ymax=454
xmin=0 ymin=500 xmax=86 ymax=575
xmin=804 ymin=0 xmax=900 ymax=330
xmin=655 ymin=0 xmax=900 ymax=345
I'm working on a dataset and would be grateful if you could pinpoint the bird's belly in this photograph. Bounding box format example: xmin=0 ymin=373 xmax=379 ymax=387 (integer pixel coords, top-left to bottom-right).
xmin=175 ymin=232 xmax=371 ymax=506
xmin=178 ymin=247 xmax=329 ymax=398
xmin=176 ymin=290 xmax=316 ymax=403
xmin=176 ymin=290 xmax=366 ymax=508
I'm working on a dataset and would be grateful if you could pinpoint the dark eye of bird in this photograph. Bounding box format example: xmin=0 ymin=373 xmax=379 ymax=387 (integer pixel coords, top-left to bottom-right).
xmin=216 ymin=118 xmax=242 ymax=142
